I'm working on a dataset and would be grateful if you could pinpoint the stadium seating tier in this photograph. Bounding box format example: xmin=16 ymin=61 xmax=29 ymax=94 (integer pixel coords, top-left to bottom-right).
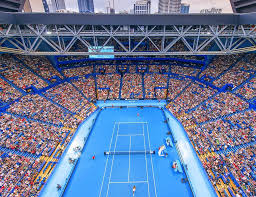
xmin=0 ymin=53 xmax=255 ymax=197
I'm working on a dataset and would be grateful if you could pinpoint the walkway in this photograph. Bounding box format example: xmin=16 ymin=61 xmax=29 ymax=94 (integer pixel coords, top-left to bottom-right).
xmin=39 ymin=109 xmax=100 ymax=197
xmin=164 ymin=108 xmax=217 ymax=197
xmin=0 ymin=146 xmax=39 ymax=158
xmin=216 ymin=141 xmax=256 ymax=155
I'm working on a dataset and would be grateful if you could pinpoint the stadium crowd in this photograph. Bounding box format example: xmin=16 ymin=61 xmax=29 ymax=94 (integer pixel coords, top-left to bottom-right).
xmin=16 ymin=56 xmax=63 ymax=81
xmin=97 ymin=74 xmax=120 ymax=99
xmin=165 ymin=55 xmax=255 ymax=196
xmin=63 ymin=65 xmax=93 ymax=78
xmin=0 ymin=113 xmax=68 ymax=156
xmin=0 ymin=53 xmax=255 ymax=197
xmin=199 ymin=54 xmax=242 ymax=80
xmin=202 ymin=145 xmax=256 ymax=197
xmin=144 ymin=73 xmax=168 ymax=99
xmin=0 ymin=78 xmax=22 ymax=104
xmin=0 ymin=55 xmax=48 ymax=90
xmin=121 ymin=74 xmax=143 ymax=99
xmin=72 ymin=76 xmax=96 ymax=101
xmin=7 ymin=94 xmax=70 ymax=125
xmin=0 ymin=150 xmax=43 ymax=197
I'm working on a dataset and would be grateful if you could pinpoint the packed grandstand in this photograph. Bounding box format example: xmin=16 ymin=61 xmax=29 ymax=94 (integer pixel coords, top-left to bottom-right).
xmin=0 ymin=49 xmax=255 ymax=197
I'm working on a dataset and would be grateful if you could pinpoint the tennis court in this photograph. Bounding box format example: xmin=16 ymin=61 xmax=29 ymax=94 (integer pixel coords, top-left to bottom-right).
xmin=64 ymin=107 xmax=193 ymax=197
xmin=99 ymin=122 xmax=156 ymax=197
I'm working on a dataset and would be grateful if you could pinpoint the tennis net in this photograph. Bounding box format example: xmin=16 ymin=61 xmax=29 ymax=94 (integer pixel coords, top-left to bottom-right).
xmin=104 ymin=150 xmax=155 ymax=155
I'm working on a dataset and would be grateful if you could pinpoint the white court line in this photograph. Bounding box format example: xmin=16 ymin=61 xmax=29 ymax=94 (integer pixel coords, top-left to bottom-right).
xmin=118 ymin=122 xmax=147 ymax=124
xmin=98 ymin=122 xmax=116 ymax=197
xmin=128 ymin=136 xmax=131 ymax=182
xmin=105 ymin=151 xmax=153 ymax=154
xmin=104 ymin=122 xmax=154 ymax=197
xmin=109 ymin=181 xmax=148 ymax=184
xmin=106 ymin=123 xmax=120 ymax=197
xmin=146 ymin=123 xmax=158 ymax=197
xmin=143 ymin=124 xmax=150 ymax=197
xmin=118 ymin=134 xmax=144 ymax=137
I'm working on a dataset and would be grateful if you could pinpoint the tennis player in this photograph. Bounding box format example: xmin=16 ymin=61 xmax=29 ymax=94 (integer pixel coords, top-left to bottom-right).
xmin=133 ymin=185 xmax=136 ymax=196
xmin=165 ymin=137 xmax=172 ymax=147
xmin=172 ymin=161 xmax=177 ymax=169
xmin=158 ymin=145 xmax=168 ymax=157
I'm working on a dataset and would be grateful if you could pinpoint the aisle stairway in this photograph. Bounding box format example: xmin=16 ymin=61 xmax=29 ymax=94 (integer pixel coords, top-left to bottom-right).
xmin=0 ymin=145 xmax=39 ymax=158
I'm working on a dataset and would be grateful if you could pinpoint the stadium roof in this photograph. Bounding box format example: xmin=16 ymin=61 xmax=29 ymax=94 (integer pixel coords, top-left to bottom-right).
xmin=0 ymin=12 xmax=256 ymax=25
xmin=230 ymin=0 xmax=256 ymax=13
xmin=0 ymin=12 xmax=256 ymax=56
xmin=0 ymin=0 xmax=25 ymax=12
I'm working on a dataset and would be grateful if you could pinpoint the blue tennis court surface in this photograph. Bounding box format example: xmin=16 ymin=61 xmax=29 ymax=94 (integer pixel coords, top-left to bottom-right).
xmin=64 ymin=107 xmax=193 ymax=197
xmin=100 ymin=122 xmax=156 ymax=197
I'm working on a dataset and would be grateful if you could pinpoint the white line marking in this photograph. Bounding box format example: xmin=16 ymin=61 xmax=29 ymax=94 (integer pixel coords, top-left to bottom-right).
xmin=98 ymin=122 xmax=116 ymax=197
xmin=118 ymin=122 xmax=147 ymax=124
xmin=146 ymin=123 xmax=158 ymax=197
xmin=104 ymin=151 xmax=154 ymax=155
xmin=143 ymin=124 xmax=150 ymax=197
xmin=103 ymin=122 xmax=155 ymax=197
xmin=109 ymin=181 xmax=148 ymax=184
xmin=106 ymin=123 xmax=120 ymax=197
xmin=128 ymin=136 xmax=131 ymax=182
xmin=118 ymin=134 xmax=144 ymax=137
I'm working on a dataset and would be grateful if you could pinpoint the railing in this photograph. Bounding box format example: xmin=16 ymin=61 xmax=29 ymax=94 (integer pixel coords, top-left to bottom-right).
xmin=60 ymin=110 xmax=101 ymax=196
